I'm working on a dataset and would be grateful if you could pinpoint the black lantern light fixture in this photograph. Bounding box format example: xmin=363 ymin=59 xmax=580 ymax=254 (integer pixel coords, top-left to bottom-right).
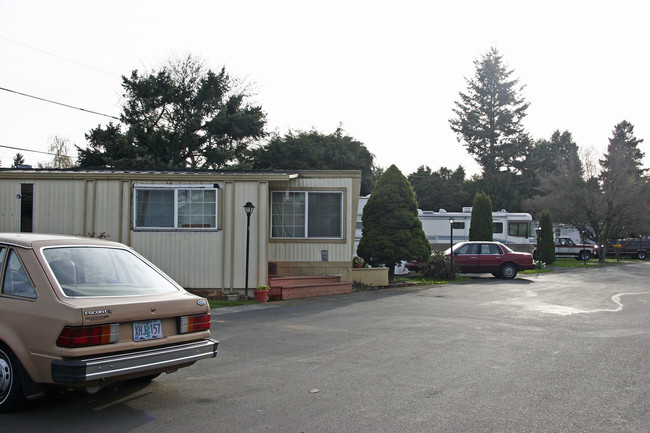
xmin=243 ymin=202 xmax=255 ymax=298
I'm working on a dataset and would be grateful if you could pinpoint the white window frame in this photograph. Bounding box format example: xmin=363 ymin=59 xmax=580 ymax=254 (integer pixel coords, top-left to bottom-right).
xmin=271 ymin=190 xmax=344 ymax=240
xmin=133 ymin=184 xmax=219 ymax=231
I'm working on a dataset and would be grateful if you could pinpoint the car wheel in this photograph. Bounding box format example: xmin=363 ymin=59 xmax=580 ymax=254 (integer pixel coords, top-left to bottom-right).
xmin=577 ymin=250 xmax=591 ymax=261
xmin=0 ymin=345 xmax=25 ymax=413
xmin=500 ymin=263 xmax=518 ymax=279
xmin=637 ymin=251 xmax=647 ymax=260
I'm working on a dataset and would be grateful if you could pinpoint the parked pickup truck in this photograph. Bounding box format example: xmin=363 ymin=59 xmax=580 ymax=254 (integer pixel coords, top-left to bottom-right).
xmin=605 ymin=238 xmax=650 ymax=260
xmin=533 ymin=237 xmax=597 ymax=261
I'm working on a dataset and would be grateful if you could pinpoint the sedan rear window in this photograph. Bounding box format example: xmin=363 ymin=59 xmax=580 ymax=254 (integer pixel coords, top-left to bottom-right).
xmin=42 ymin=247 xmax=179 ymax=297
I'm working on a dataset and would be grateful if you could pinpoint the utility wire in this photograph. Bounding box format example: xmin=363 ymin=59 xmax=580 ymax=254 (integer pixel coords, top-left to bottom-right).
xmin=0 ymin=144 xmax=59 ymax=156
xmin=0 ymin=34 xmax=120 ymax=77
xmin=0 ymin=86 xmax=120 ymax=120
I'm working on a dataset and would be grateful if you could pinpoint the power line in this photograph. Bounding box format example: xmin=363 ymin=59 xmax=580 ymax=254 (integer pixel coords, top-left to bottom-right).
xmin=0 ymin=86 xmax=120 ymax=120
xmin=0 ymin=34 xmax=120 ymax=78
xmin=0 ymin=144 xmax=55 ymax=156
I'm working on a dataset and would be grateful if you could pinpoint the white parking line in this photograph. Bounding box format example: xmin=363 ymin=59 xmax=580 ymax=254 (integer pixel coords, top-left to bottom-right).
xmin=529 ymin=292 xmax=650 ymax=316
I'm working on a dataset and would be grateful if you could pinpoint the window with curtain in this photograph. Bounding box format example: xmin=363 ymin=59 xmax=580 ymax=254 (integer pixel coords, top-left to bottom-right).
xmin=271 ymin=191 xmax=343 ymax=239
xmin=508 ymin=221 xmax=530 ymax=237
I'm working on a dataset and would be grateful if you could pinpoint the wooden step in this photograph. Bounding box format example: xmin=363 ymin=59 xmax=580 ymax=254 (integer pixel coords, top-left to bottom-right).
xmin=280 ymin=282 xmax=352 ymax=300
xmin=267 ymin=275 xmax=351 ymax=300
xmin=269 ymin=275 xmax=342 ymax=287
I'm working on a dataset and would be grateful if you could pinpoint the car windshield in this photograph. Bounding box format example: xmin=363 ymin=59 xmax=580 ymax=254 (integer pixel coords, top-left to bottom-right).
xmin=42 ymin=246 xmax=179 ymax=297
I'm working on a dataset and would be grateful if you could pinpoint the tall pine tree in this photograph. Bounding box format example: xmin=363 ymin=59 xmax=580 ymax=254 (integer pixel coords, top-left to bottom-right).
xmin=450 ymin=47 xmax=530 ymax=175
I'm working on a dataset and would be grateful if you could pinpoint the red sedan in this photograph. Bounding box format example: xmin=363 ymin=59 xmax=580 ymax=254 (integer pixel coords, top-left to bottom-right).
xmin=445 ymin=241 xmax=536 ymax=279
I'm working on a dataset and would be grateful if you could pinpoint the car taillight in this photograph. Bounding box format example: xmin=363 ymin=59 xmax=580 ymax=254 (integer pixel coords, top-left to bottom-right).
xmin=178 ymin=313 xmax=211 ymax=333
xmin=56 ymin=324 xmax=119 ymax=347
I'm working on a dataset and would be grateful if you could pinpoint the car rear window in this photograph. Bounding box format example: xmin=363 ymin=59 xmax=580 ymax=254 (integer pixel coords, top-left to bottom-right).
xmin=42 ymin=247 xmax=179 ymax=297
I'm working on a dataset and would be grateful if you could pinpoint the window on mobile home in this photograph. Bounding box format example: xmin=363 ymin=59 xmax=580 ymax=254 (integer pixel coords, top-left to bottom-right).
xmin=493 ymin=222 xmax=503 ymax=233
xmin=271 ymin=191 xmax=343 ymax=239
xmin=134 ymin=185 xmax=217 ymax=230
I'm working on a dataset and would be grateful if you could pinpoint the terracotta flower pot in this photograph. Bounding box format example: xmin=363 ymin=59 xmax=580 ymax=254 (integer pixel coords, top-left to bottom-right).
xmin=253 ymin=290 xmax=268 ymax=303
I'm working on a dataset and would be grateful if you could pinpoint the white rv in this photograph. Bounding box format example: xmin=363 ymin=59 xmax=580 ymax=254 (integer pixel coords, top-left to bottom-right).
xmin=355 ymin=195 xmax=535 ymax=254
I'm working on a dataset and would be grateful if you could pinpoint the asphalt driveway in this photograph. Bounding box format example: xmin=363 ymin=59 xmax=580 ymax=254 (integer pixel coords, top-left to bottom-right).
xmin=4 ymin=262 xmax=649 ymax=433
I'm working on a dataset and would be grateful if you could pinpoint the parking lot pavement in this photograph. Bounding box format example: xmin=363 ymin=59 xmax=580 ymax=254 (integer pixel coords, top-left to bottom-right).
xmin=5 ymin=262 xmax=649 ymax=433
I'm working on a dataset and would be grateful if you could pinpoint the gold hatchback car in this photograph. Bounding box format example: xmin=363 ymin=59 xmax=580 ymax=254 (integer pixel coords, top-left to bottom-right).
xmin=0 ymin=233 xmax=218 ymax=412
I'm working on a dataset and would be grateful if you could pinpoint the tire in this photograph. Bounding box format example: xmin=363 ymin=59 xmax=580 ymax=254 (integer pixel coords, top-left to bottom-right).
xmin=500 ymin=263 xmax=518 ymax=279
xmin=636 ymin=250 xmax=647 ymax=260
xmin=0 ymin=344 xmax=25 ymax=413
xmin=577 ymin=250 xmax=591 ymax=261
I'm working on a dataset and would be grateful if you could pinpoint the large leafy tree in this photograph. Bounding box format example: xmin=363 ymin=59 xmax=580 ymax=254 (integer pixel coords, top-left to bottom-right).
xmin=248 ymin=127 xmax=378 ymax=195
xmin=78 ymin=55 xmax=266 ymax=168
xmin=39 ymin=136 xmax=74 ymax=169
xmin=450 ymin=47 xmax=530 ymax=175
xmin=469 ymin=192 xmax=493 ymax=241
xmin=527 ymin=121 xmax=649 ymax=261
xmin=356 ymin=165 xmax=431 ymax=280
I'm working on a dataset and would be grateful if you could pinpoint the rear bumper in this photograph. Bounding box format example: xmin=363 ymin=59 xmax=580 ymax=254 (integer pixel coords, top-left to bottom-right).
xmin=51 ymin=338 xmax=218 ymax=384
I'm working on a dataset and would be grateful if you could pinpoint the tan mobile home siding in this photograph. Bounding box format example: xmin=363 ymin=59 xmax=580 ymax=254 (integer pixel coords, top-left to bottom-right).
xmin=0 ymin=169 xmax=361 ymax=293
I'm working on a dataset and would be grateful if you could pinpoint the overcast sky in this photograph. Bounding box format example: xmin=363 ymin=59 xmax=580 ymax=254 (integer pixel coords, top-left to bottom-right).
xmin=1 ymin=0 xmax=648 ymax=176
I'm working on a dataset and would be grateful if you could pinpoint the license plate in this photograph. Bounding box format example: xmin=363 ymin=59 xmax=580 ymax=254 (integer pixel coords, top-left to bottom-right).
xmin=133 ymin=320 xmax=162 ymax=341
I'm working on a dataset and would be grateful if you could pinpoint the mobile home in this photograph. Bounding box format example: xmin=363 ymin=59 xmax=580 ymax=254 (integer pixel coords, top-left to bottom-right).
xmin=0 ymin=168 xmax=363 ymax=297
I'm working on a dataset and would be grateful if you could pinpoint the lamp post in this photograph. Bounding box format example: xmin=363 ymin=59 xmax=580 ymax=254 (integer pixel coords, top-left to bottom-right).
xmin=582 ymin=230 xmax=587 ymax=265
xmin=243 ymin=202 xmax=255 ymax=299
xmin=535 ymin=226 xmax=542 ymax=269
xmin=449 ymin=217 xmax=455 ymax=274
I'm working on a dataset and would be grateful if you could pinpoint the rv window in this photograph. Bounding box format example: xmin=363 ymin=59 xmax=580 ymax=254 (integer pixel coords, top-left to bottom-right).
xmin=493 ymin=223 xmax=503 ymax=233
xmin=452 ymin=222 xmax=465 ymax=230
xmin=508 ymin=222 xmax=530 ymax=238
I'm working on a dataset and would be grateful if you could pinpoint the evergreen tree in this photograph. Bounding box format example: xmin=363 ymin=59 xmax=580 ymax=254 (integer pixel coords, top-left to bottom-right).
xmin=531 ymin=130 xmax=582 ymax=176
xmin=12 ymin=153 xmax=25 ymax=168
xmin=408 ymin=165 xmax=472 ymax=211
xmin=248 ymin=127 xmax=378 ymax=195
xmin=78 ymin=54 xmax=266 ymax=169
xmin=597 ymin=121 xmax=649 ymax=254
xmin=450 ymin=47 xmax=530 ymax=175
xmin=600 ymin=120 xmax=646 ymax=181
xmin=538 ymin=210 xmax=556 ymax=265
xmin=357 ymin=165 xmax=431 ymax=280
xmin=469 ymin=192 xmax=493 ymax=241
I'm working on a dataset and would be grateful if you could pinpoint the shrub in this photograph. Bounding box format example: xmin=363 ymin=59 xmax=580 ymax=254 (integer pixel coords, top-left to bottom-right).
xmin=420 ymin=250 xmax=457 ymax=280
